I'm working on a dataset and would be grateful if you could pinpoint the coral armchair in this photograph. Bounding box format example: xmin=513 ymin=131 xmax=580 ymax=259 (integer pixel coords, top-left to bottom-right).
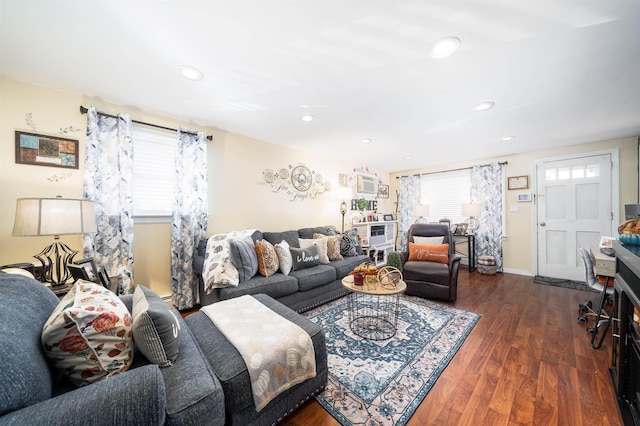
xmin=399 ymin=223 xmax=461 ymax=302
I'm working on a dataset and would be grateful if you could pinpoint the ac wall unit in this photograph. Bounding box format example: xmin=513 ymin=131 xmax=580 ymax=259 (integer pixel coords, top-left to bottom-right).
xmin=357 ymin=174 xmax=377 ymax=195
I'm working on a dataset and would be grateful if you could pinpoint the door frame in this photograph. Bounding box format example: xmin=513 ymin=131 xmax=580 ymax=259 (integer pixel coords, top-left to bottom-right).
xmin=532 ymin=148 xmax=620 ymax=276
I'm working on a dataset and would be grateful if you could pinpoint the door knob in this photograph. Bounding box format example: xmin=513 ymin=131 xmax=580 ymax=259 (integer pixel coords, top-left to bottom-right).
xmin=539 ymin=222 xmax=546 ymax=226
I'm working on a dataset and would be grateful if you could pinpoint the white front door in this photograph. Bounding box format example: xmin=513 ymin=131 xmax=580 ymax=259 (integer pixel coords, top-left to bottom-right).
xmin=536 ymin=153 xmax=613 ymax=280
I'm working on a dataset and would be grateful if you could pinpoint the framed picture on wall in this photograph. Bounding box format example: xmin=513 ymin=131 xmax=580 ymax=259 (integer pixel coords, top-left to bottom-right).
xmin=15 ymin=131 xmax=79 ymax=169
xmin=507 ymin=175 xmax=529 ymax=190
xmin=378 ymin=184 xmax=389 ymax=198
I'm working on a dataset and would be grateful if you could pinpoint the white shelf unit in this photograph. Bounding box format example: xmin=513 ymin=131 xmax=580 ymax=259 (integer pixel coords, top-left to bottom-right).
xmin=351 ymin=221 xmax=397 ymax=267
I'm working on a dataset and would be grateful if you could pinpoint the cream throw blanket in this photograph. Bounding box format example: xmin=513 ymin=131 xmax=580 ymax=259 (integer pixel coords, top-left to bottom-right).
xmin=202 ymin=295 xmax=316 ymax=411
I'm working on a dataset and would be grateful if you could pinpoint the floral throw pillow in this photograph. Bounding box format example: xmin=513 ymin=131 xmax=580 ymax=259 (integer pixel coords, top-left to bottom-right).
xmin=41 ymin=281 xmax=133 ymax=387
xmin=255 ymin=239 xmax=279 ymax=277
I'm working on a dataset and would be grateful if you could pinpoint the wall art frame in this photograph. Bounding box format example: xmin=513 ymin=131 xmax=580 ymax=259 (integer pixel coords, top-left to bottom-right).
xmin=15 ymin=130 xmax=79 ymax=169
xmin=378 ymin=184 xmax=389 ymax=198
xmin=507 ymin=175 xmax=529 ymax=190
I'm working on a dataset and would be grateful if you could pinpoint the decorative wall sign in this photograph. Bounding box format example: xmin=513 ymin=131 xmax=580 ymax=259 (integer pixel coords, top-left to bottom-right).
xmin=263 ymin=163 xmax=331 ymax=201
xmin=378 ymin=184 xmax=389 ymax=199
xmin=15 ymin=131 xmax=79 ymax=169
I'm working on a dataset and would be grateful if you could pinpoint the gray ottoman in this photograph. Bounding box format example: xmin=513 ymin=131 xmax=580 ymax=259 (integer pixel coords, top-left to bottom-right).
xmin=185 ymin=294 xmax=328 ymax=426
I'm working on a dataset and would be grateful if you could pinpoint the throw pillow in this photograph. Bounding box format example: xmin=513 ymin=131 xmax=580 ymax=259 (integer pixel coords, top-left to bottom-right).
xmin=229 ymin=237 xmax=258 ymax=282
xmin=274 ymin=239 xmax=293 ymax=275
xmin=132 ymin=285 xmax=181 ymax=367
xmin=299 ymin=238 xmax=329 ymax=264
xmin=408 ymin=243 xmax=450 ymax=264
xmin=201 ymin=229 xmax=257 ymax=291
xmin=41 ymin=281 xmax=134 ymax=387
xmin=290 ymin=245 xmax=321 ymax=271
xmin=255 ymin=239 xmax=279 ymax=277
xmin=313 ymin=233 xmax=343 ymax=261
xmin=340 ymin=229 xmax=358 ymax=257
xmin=413 ymin=236 xmax=444 ymax=245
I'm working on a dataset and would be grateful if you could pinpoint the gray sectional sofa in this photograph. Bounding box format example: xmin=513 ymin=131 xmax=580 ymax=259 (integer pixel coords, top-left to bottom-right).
xmin=194 ymin=225 xmax=370 ymax=312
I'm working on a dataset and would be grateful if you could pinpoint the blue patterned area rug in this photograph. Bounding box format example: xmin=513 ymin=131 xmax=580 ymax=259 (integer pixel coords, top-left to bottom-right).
xmin=303 ymin=295 xmax=481 ymax=426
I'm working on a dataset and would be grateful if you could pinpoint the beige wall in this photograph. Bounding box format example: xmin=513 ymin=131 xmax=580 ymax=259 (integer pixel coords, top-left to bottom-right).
xmin=0 ymin=77 xmax=391 ymax=297
xmin=389 ymin=137 xmax=638 ymax=275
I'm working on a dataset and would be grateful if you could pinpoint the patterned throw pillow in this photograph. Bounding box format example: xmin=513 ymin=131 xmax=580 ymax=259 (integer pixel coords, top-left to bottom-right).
xmin=408 ymin=243 xmax=450 ymax=264
xmin=132 ymin=285 xmax=181 ymax=367
xmin=229 ymin=237 xmax=259 ymax=282
xmin=313 ymin=233 xmax=343 ymax=261
xmin=201 ymin=229 xmax=257 ymax=292
xmin=299 ymin=238 xmax=329 ymax=264
xmin=340 ymin=229 xmax=358 ymax=257
xmin=41 ymin=281 xmax=133 ymax=387
xmin=255 ymin=239 xmax=279 ymax=277
xmin=274 ymin=240 xmax=293 ymax=275
xmin=413 ymin=236 xmax=444 ymax=245
xmin=290 ymin=245 xmax=321 ymax=271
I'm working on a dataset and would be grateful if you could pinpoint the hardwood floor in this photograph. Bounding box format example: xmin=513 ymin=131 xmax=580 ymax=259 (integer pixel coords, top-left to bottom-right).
xmin=283 ymin=269 xmax=623 ymax=426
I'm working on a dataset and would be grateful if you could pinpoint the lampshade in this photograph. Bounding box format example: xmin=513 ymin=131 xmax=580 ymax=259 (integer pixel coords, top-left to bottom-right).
xmin=413 ymin=204 xmax=430 ymax=217
xmin=461 ymin=203 xmax=481 ymax=218
xmin=13 ymin=197 xmax=96 ymax=237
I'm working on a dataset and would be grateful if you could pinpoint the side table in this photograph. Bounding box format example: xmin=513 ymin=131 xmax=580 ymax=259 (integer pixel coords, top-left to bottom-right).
xmin=341 ymin=275 xmax=406 ymax=340
xmin=452 ymin=234 xmax=477 ymax=272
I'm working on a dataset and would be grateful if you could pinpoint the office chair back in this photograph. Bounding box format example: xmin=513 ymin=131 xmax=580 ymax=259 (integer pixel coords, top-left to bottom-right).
xmin=579 ymin=246 xmax=606 ymax=292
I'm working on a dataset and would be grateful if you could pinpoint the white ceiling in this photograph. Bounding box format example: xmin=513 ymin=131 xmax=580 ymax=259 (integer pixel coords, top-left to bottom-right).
xmin=2 ymin=1 xmax=640 ymax=173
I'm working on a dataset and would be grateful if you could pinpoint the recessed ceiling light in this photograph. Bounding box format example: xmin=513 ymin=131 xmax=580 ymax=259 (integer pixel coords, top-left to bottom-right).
xmin=301 ymin=114 xmax=314 ymax=122
xmin=361 ymin=138 xmax=372 ymax=144
xmin=472 ymin=102 xmax=495 ymax=112
xmin=501 ymin=136 xmax=516 ymax=141
xmin=179 ymin=66 xmax=204 ymax=81
xmin=429 ymin=37 xmax=461 ymax=58
xmin=405 ymin=156 xmax=412 ymax=160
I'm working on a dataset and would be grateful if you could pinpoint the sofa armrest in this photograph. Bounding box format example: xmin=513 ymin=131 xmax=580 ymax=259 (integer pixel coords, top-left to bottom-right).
xmin=399 ymin=251 xmax=409 ymax=264
xmin=1 ymin=365 xmax=166 ymax=426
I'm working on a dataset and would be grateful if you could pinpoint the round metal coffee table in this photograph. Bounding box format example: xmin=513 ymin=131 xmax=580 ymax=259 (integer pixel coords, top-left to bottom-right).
xmin=341 ymin=274 xmax=406 ymax=340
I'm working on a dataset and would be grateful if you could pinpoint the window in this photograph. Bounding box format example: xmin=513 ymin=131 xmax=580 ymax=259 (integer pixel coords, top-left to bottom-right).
xmin=420 ymin=169 xmax=471 ymax=224
xmin=131 ymin=126 xmax=176 ymax=219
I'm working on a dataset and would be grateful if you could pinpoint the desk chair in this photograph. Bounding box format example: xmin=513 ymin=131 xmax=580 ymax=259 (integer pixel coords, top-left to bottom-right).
xmin=578 ymin=246 xmax=615 ymax=349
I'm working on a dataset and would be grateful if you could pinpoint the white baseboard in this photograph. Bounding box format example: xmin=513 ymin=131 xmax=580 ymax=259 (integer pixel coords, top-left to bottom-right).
xmin=501 ymin=268 xmax=534 ymax=276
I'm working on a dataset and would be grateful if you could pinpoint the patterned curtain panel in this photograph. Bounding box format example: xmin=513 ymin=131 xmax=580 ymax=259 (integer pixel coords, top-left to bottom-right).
xmin=171 ymin=129 xmax=208 ymax=310
xmin=83 ymin=106 xmax=135 ymax=294
xmin=471 ymin=162 xmax=504 ymax=271
xmin=398 ymin=175 xmax=421 ymax=251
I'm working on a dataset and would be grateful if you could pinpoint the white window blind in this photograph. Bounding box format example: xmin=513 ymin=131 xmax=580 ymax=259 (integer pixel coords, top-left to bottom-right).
xmin=420 ymin=169 xmax=471 ymax=224
xmin=131 ymin=126 xmax=176 ymax=218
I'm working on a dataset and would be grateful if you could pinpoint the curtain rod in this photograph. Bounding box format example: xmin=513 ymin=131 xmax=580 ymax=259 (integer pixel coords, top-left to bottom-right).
xmin=79 ymin=106 xmax=213 ymax=141
xmin=395 ymin=161 xmax=508 ymax=179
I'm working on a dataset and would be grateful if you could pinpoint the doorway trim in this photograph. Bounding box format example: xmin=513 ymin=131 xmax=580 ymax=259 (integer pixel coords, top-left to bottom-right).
xmin=532 ymin=148 xmax=619 ymax=277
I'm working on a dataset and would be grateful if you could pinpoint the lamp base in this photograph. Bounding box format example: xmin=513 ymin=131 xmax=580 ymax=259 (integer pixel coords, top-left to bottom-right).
xmin=34 ymin=240 xmax=78 ymax=286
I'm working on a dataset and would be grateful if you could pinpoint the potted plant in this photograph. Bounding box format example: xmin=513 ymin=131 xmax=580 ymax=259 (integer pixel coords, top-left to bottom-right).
xmin=387 ymin=251 xmax=403 ymax=272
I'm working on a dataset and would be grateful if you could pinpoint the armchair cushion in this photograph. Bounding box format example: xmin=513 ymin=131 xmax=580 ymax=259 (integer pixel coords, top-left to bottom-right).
xmin=408 ymin=243 xmax=450 ymax=263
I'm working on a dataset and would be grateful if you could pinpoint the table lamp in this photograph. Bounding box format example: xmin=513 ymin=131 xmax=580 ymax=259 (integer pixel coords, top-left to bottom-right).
xmin=12 ymin=196 xmax=96 ymax=286
xmin=414 ymin=204 xmax=429 ymax=223
xmin=461 ymin=202 xmax=481 ymax=232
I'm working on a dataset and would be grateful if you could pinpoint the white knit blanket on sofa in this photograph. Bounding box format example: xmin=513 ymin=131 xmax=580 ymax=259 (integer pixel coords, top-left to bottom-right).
xmin=201 ymin=295 xmax=316 ymax=412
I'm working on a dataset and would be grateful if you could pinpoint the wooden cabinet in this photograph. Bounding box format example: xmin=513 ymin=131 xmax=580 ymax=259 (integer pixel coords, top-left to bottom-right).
xmin=351 ymin=221 xmax=397 ymax=267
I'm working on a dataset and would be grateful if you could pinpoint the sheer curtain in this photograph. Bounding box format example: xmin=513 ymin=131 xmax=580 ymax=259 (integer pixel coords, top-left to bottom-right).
xmin=171 ymin=129 xmax=208 ymax=310
xmin=83 ymin=106 xmax=135 ymax=294
xmin=398 ymin=175 xmax=421 ymax=251
xmin=471 ymin=162 xmax=504 ymax=271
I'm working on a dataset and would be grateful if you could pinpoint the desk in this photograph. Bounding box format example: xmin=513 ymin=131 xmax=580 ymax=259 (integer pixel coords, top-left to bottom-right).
xmin=590 ymin=246 xmax=615 ymax=279
xmin=452 ymin=234 xmax=476 ymax=272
